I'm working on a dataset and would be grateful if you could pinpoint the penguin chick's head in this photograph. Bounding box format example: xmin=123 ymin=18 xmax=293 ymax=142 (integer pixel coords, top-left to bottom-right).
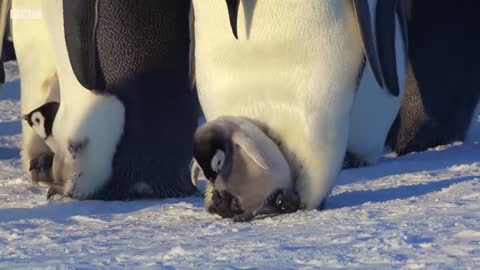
xmin=22 ymin=102 xmax=60 ymax=140
xmin=193 ymin=124 xmax=230 ymax=182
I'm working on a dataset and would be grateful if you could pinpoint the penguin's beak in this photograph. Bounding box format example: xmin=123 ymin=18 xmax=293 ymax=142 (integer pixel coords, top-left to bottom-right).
xmin=225 ymin=0 xmax=240 ymax=39
xmin=21 ymin=114 xmax=29 ymax=121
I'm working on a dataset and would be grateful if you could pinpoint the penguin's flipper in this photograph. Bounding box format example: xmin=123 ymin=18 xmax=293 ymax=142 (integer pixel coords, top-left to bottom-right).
xmin=352 ymin=0 xmax=408 ymax=96
xmin=63 ymin=0 xmax=104 ymax=91
xmin=232 ymin=130 xmax=270 ymax=171
xmin=225 ymin=0 xmax=240 ymax=39
xmin=190 ymin=159 xmax=203 ymax=187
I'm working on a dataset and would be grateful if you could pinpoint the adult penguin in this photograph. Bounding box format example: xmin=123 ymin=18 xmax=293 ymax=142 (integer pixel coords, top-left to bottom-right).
xmin=387 ymin=1 xmax=480 ymax=154
xmin=192 ymin=0 xmax=408 ymax=210
xmin=30 ymin=0 xmax=198 ymax=199
xmin=10 ymin=0 xmax=60 ymax=186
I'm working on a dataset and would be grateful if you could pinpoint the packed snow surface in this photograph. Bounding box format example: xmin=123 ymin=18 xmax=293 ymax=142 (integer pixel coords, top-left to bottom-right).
xmin=0 ymin=63 xmax=479 ymax=268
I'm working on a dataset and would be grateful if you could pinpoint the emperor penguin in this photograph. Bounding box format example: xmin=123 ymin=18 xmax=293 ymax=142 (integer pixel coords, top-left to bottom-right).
xmin=192 ymin=0 xmax=409 ymax=210
xmin=22 ymin=101 xmax=83 ymax=198
xmin=17 ymin=0 xmax=199 ymax=200
xmin=346 ymin=0 xmax=408 ymax=167
xmin=387 ymin=1 xmax=480 ymax=155
xmin=20 ymin=101 xmax=56 ymax=184
xmin=22 ymin=102 xmax=60 ymax=148
xmin=10 ymin=0 xmax=61 ymax=185
xmin=192 ymin=116 xmax=299 ymax=221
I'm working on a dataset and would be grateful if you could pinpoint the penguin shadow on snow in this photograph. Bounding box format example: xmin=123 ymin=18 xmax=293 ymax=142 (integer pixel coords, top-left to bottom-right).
xmin=327 ymin=143 xmax=480 ymax=209
xmin=338 ymin=142 xmax=480 ymax=184
xmin=0 ymin=79 xmax=20 ymax=100
xmin=0 ymin=146 xmax=19 ymax=160
xmin=0 ymin=197 xmax=205 ymax=224
xmin=327 ymin=175 xmax=477 ymax=210
xmin=0 ymin=120 xmax=20 ymax=137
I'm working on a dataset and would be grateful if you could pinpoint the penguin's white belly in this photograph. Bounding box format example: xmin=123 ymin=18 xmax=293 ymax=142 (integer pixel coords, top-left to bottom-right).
xmin=11 ymin=0 xmax=59 ymax=173
xmin=194 ymin=0 xmax=364 ymax=209
xmin=41 ymin=0 xmax=125 ymax=198
xmin=347 ymin=15 xmax=407 ymax=165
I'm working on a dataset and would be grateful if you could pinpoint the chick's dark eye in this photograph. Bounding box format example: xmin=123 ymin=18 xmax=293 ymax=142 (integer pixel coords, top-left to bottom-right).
xmin=217 ymin=160 xmax=221 ymax=166
xmin=35 ymin=118 xmax=40 ymax=123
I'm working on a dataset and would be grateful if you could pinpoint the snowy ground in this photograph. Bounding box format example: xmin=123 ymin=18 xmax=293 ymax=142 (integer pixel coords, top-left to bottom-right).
xmin=0 ymin=63 xmax=479 ymax=269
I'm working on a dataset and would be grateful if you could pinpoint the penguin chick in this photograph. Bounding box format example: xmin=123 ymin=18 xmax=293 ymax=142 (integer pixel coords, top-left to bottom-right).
xmin=192 ymin=116 xmax=294 ymax=222
xmin=22 ymin=102 xmax=89 ymax=160
xmin=22 ymin=102 xmax=60 ymax=145
xmin=22 ymin=102 xmax=60 ymax=184
xmin=23 ymin=102 xmax=85 ymax=198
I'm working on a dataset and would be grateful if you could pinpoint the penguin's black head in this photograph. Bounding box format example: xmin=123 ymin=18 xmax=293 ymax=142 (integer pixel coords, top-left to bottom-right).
xmin=22 ymin=102 xmax=60 ymax=139
xmin=193 ymin=124 xmax=230 ymax=183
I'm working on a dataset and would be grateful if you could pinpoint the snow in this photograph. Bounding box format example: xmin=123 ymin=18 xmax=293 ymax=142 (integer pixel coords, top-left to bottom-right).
xmin=0 ymin=63 xmax=479 ymax=268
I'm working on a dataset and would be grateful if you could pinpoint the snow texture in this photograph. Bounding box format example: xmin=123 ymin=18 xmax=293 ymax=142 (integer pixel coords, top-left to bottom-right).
xmin=0 ymin=63 xmax=479 ymax=268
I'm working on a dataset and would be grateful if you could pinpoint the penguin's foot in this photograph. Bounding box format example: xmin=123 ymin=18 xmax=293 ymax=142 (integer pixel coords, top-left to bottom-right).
xmin=318 ymin=198 xmax=327 ymax=210
xmin=67 ymin=137 xmax=89 ymax=159
xmin=208 ymin=190 xmax=243 ymax=218
xmin=46 ymin=184 xmax=65 ymax=200
xmin=29 ymin=154 xmax=54 ymax=183
xmin=233 ymin=212 xmax=254 ymax=222
xmin=46 ymin=180 xmax=77 ymax=200
xmin=273 ymin=189 xmax=301 ymax=213
xmin=342 ymin=151 xmax=368 ymax=169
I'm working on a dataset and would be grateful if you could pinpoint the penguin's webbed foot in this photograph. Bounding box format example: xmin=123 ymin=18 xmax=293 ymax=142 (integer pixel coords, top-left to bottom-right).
xmin=46 ymin=185 xmax=63 ymax=200
xmin=46 ymin=182 xmax=74 ymax=200
xmin=264 ymin=189 xmax=301 ymax=214
xmin=233 ymin=212 xmax=254 ymax=222
xmin=318 ymin=198 xmax=327 ymax=210
xmin=209 ymin=190 xmax=243 ymax=218
xmin=342 ymin=151 xmax=368 ymax=169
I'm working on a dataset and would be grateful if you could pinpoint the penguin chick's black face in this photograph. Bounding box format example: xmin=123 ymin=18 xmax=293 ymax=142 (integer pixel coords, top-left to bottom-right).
xmin=193 ymin=125 xmax=229 ymax=182
xmin=22 ymin=102 xmax=60 ymax=140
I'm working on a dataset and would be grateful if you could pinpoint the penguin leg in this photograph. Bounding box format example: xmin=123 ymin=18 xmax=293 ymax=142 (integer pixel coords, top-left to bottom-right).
xmin=29 ymin=154 xmax=55 ymax=183
xmin=342 ymin=151 xmax=368 ymax=169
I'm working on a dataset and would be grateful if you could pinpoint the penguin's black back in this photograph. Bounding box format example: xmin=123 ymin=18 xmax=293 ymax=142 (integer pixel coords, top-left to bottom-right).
xmin=387 ymin=1 xmax=480 ymax=155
